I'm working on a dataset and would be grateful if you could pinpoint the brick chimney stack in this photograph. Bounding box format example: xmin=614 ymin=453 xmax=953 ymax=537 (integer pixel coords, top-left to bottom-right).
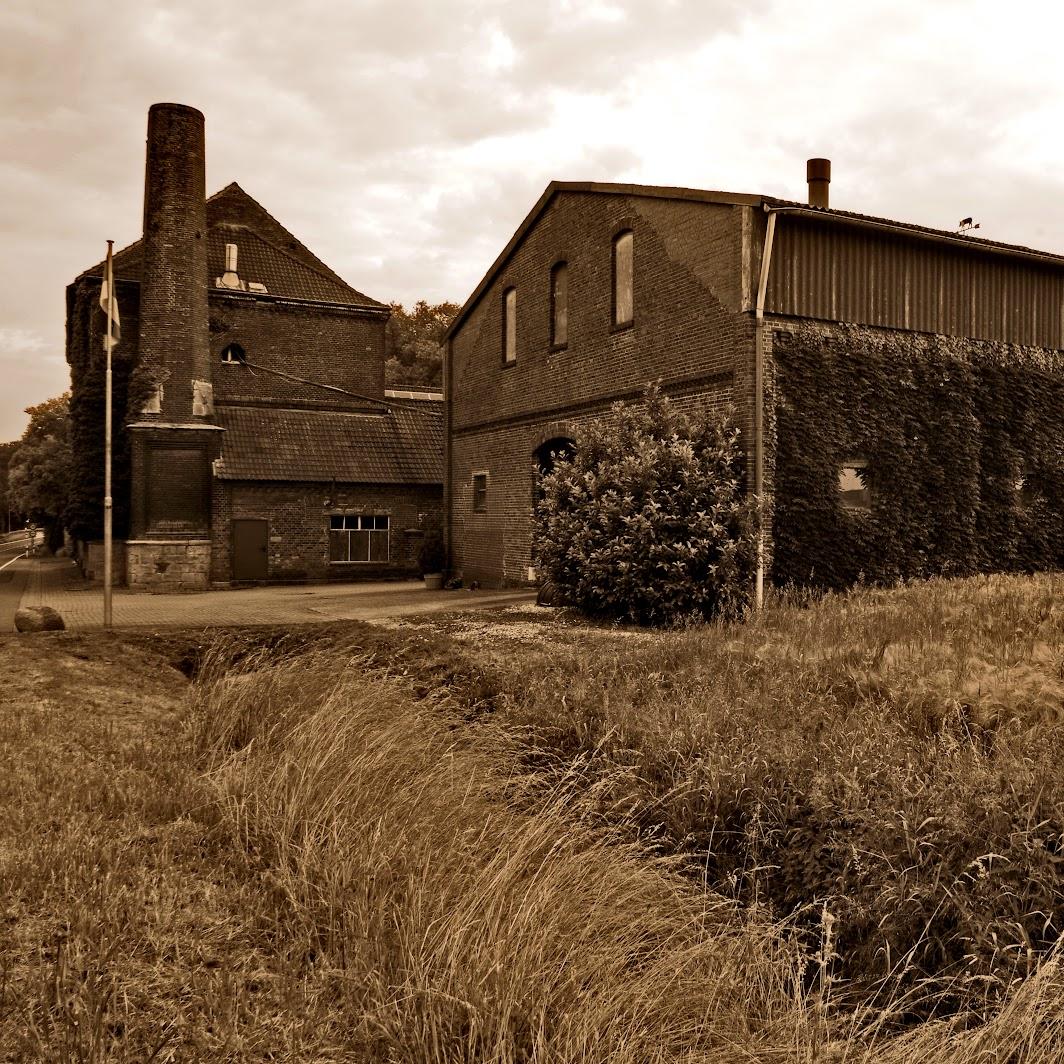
xmin=139 ymin=102 xmax=211 ymax=421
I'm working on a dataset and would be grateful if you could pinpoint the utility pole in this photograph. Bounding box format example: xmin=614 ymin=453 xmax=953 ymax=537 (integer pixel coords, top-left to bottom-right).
xmin=102 ymin=239 xmax=117 ymax=629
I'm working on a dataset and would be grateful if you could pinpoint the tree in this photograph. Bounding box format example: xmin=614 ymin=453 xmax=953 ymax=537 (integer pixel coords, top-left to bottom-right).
xmin=533 ymin=385 xmax=757 ymax=626
xmin=384 ymin=300 xmax=459 ymax=388
xmin=0 ymin=440 xmax=21 ymax=531
xmin=7 ymin=393 xmax=72 ymax=553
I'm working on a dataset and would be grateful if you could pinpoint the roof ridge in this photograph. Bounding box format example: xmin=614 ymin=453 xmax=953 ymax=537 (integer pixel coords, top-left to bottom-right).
xmin=209 ymin=182 xmax=366 ymax=295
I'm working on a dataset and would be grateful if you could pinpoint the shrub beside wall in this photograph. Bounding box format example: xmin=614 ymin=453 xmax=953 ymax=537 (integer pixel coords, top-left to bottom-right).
xmin=533 ymin=386 xmax=756 ymax=625
xmin=772 ymin=324 xmax=1064 ymax=589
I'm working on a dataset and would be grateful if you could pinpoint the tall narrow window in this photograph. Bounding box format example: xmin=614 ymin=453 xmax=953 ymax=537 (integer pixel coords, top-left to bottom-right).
xmin=550 ymin=261 xmax=568 ymax=349
xmin=472 ymin=472 xmax=488 ymax=513
xmin=612 ymin=230 xmax=633 ymax=327
xmin=502 ymin=287 xmax=517 ymax=364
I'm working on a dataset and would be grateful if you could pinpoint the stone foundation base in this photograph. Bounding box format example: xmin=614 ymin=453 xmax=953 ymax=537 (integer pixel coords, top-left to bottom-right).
xmin=78 ymin=541 xmax=128 ymax=586
xmin=126 ymin=540 xmax=211 ymax=592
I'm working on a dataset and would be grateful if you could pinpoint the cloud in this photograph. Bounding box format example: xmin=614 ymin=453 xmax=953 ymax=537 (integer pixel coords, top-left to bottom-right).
xmin=4 ymin=0 xmax=1064 ymax=439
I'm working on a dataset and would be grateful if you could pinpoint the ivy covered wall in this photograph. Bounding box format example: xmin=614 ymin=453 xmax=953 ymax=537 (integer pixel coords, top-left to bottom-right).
xmin=772 ymin=323 xmax=1064 ymax=590
xmin=65 ymin=277 xmax=140 ymax=544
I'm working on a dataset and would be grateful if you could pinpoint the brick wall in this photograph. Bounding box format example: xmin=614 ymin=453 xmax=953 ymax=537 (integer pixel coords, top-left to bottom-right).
xmin=451 ymin=385 xmax=734 ymax=587
xmin=448 ymin=190 xmax=754 ymax=586
xmin=210 ymin=480 xmax=442 ymax=583
xmin=210 ymin=297 xmax=386 ymax=404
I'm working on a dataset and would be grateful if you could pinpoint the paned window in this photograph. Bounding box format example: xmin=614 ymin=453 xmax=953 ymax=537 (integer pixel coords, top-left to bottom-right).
xmin=550 ymin=262 xmax=568 ymax=348
xmin=612 ymin=230 xmax=633 ymax=327
xmin=328 ymin=514 xmax=389 ymax=562
xmin=838 ymin=460 xmax=870 ymax=511
xmin=472 ymin=473 xmax=488 ymax=513
xmin=502 ymin=287 xmax=517 ymax=363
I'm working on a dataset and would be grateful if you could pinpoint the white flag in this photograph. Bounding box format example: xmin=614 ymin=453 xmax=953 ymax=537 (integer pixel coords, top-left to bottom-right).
xmin=99 ymin=243 xmax=121 ymax=350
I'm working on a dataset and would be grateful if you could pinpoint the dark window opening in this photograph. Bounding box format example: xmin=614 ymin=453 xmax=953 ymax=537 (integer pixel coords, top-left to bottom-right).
xmin=533 ymin=437 xmax=577 ymax=504
xmin=838 ymin=460 xmax=871 ymax=511
xmin=502 ymin=287 xmax=517 ymax=364
xmin=1017 ymin=466 xmax=1038 ymax=508
xmin=221 ymin=343 xmax=246 ymax=365
xmin=534 ymin=437 xmax=576 ymax=477
xmin=472 ymin=472 xmax=488 ymax=513
xmin=612 ymin=230 xmax=633 ymax=328
xmin=550 ymin=262 xmax=568 ymax=349
xmin=328 ymin=514 xmax=389 ymax=562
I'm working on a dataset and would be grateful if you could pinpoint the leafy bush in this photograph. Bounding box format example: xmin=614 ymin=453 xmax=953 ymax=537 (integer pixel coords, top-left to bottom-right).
xmin=533 ymin=385 xmax=757 ymax=625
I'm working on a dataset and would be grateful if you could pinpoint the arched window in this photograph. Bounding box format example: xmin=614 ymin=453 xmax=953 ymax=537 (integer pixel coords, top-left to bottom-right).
xmin=502 ymin=287 xmax=517 ymax=364
xmin=534 ymin=437 xmax=576 ymax=476
xmin=550 ymin=261 xmax=568 ymax=349
xmin=533 ymin=436 xmax=576 ymax=503
xmin=221 ymin=342 xmax=246 ymax=365
xmin=612 ymin=230 xmax=633 ymax=328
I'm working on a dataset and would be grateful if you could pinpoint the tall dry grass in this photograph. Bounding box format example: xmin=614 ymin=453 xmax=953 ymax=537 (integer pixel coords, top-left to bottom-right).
xmin=190 ymin=645 xmax=829 ymax=1062
xmin=471 ymin=573 xmax=1064 ymax=1016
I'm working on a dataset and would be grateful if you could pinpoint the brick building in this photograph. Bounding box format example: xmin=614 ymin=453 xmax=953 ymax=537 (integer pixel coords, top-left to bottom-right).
xmin=67 ymin=103 xmax=442 ymax=590
xmin=443 ymin=162 xmax=1064 ymax=589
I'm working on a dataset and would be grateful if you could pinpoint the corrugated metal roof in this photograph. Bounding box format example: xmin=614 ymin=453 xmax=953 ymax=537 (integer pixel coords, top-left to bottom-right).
xmin=765 ymin=214 xmax=1064 ymax=347
xmin=215 ymin=404 xmax=443 ymax=484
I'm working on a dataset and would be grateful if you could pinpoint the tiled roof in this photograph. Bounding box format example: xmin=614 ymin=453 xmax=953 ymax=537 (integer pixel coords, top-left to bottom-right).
xmin=79 ymin=183 xmax=384 ymax=308
xmin=214 ymin=404 xmax=443 ymax=485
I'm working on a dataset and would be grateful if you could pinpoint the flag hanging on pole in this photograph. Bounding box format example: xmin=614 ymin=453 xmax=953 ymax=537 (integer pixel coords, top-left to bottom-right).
xmin=99 ymin=246 xmax=121 ymax=350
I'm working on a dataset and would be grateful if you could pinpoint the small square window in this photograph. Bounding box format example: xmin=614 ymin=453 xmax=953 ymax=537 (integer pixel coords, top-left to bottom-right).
xmin=838 ymin=460 xmax=870 ymax=511
xmin=472 ymin=473 xmax=488 ymax=513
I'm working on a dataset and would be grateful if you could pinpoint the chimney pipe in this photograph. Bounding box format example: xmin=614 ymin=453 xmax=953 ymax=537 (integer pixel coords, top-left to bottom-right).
xmin=807 ymin=157 xmax=831 ymax=209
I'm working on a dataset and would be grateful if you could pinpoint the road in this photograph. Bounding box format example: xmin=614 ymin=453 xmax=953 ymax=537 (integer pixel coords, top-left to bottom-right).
xmin=0 ymin=533 xmax=35 ymax=630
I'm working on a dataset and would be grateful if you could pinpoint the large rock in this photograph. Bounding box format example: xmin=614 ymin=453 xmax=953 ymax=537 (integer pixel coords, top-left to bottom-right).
xmin=14 ymin=606 xmax=66 ymax=633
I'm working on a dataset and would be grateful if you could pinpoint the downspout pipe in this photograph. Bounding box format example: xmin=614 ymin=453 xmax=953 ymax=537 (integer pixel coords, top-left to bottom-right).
xmin=442 ymin=336 xmax=453 ymax=576
xmin=753 ymin=207 xmax=778 ymax=611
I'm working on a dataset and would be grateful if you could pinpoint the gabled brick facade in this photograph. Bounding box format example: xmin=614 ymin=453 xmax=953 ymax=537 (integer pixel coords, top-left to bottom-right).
xmin=67 ymin=103 xmax=442 ymax=590
xmin=445 ymin=179 xmax=1064 ymax=589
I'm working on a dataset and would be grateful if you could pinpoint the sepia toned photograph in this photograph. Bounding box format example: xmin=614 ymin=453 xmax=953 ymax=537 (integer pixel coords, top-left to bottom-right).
xmin=2 ymin=1 xmax=1064 ymax=1060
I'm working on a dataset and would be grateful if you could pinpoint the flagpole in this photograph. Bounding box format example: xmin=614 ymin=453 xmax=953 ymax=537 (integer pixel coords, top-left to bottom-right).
xmin=104 ymin=240 xmax=114 ymax=629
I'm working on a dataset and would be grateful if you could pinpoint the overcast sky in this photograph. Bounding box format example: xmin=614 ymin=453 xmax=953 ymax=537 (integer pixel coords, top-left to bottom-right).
xmin=2 ymin=0 xmax=1063 ymax=440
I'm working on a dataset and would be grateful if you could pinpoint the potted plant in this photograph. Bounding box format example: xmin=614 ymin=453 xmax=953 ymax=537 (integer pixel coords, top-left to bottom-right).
xmin=418 ymin=529 xmax=446 ymax=590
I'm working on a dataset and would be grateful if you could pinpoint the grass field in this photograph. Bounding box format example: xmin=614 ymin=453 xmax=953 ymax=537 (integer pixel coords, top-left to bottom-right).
xmin=2 ymin=573 xmax=1063 ymax=1060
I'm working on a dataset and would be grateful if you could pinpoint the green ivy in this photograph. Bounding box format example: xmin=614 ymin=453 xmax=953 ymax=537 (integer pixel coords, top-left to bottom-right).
xmin=773 ymin=324 xmax=1064 ymax=589
xmin=66 ymin=279 xmax=137 ymax=543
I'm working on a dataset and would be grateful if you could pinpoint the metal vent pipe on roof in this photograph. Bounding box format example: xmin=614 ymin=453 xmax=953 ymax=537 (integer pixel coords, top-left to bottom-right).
xmin=807 ymin=157 xmax=831 ymax=208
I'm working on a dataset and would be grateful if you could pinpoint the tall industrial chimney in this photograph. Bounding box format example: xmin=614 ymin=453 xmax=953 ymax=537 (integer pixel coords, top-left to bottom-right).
xmin=139 ymin=102 xmax=211 ymax=421
xmin=127 ymin=102 xmax=221 ymax=591
xmin=806 ymin=158 xmax=831 ymax=209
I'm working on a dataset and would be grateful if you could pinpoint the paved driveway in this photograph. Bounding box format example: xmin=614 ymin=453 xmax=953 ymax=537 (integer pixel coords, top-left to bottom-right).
xmin=6 ymin=556 xmax=535 ymax=631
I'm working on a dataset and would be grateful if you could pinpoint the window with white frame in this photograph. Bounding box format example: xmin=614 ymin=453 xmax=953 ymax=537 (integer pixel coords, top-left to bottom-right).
xmin=329 ymin=514 xmax=389 ymax=562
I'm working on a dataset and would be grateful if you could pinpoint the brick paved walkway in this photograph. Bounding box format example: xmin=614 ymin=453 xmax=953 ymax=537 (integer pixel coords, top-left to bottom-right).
xmin=10 ymin=556 xmax=534 ymax=631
